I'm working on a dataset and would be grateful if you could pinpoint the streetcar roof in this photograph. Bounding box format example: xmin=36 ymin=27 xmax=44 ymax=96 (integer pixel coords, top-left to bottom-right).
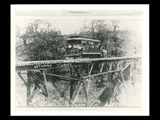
xmin=66 ymin=38 xmax=101 ymax=42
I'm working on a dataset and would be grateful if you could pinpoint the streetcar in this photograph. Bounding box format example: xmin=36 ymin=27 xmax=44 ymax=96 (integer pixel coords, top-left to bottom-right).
xmin=65 ymin=36 xmax=103 ymax=59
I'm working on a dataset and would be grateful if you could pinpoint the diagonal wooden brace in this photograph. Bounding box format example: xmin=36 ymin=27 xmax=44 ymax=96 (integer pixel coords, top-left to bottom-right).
xmin=71 ymin=81 xmax=83 ymax=104
xmin=42 ymin=70 xmax=49 ymax=98
xmin=83 ymin=81 xmax=90 ymax=107
xmin=30 ymin=85 xmax=37 ymax=99
xmin=17 ymin=72 xmax=27 ymax=86
xmin=52 ymin=82 xmax=75 ymax=107
xmin=26 ymin=71 xmax=32 ymax=106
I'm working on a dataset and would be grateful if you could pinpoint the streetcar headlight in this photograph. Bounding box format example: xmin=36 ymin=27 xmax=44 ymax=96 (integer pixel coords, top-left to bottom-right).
xmin=68 ymin=45 xmax=72 ymax=48
xmin=78 ymin=47 xmax=82 ymax=49
xmin=65 ymin=57 xmax=69 ymax=59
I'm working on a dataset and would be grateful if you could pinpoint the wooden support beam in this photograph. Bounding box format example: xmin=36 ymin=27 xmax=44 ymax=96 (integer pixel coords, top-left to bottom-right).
xmin=112 ymin=72 xmax=122 ymax=83
xmin=71 ymin=81 xmax=83 ymax=104
xmin=91 ymin=100 xmax=98 ymax=107
xmin=85 ymin=63 xmax=94 ymax=94
xmin=111 ymin=62 xmax=115 ymax=70
xmin=117 ymin=61 xmax=120 ymax=69
xmin=86 ymin=78 xmax=90 ymax=94
xmin=106 ymin=61 xmax=109 ymax=71
xmin=16 ymin=56 xmax=141 ymax=72
xmin=116 ymin=85 xmax=123 ymax=96
xmin=121 ymin=63 xmax=132 ymax=81
xmin=83 ymin=69 xmax=121 ymax=79
xmin=90 ymin=99 xmax=97 ymax=107
xmin=90 ymin=87 xmax=99 ymax=107
xmin=87 ymin=64 xmax=89 ymax=75
xmin=109 ymin=62 xmax=113 ymax=71
xmin=52 ymin=83 xmax=68 ymax=99
xmin=31 ymin=71 xmax=44 ymax=84
xmin=30 ymin=74 xmax=48 ymax=97
xmin=103 ymin=62 xmax=108 ymax=72
xmin=70 ymin=81 xmax=83 ymax=104
xmin=72 ymin=66 xmax=79 ymax=77
xmin=30 ymin=85 xmax=37 ymax=99
xmin=111 ymin=72 xmax=113 ymax=82
xmin=70 ymin=80 xmax=74 ymax=106
xmin=100 ymin=63 xmax=104 ymax=73
xmin=70 ymin=66 xmax=73 ymax=76
xmin=69 ymin=66 xmax=76 ymax=106
xmin=26 ymin=71 xmax=31 ymax=106
xmin=89 ymin=63 xmax=94 ymax=75
xmin=113 ymin=61 xmax=118 ymax=70
xmin=121 ymin=63 xmax=131 ymax=73
xmin=42 ymin=70 xmax=49 ymax=98
xmin=52 ymin=82 xmax=75 ymax=107
xmin=43 ymin=73 xmax=81 ymax=81
xmin=18 ymin=73 xmax=27 ymax=74
xmin=83 ymin=81 xmax=90 ymax=107
xmin=17 ymin=72 xmax=27 ymax=86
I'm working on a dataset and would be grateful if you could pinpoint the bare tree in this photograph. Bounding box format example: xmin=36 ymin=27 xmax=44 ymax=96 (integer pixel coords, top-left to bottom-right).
xmin=111 ymin=20 xmax=130 ymax=57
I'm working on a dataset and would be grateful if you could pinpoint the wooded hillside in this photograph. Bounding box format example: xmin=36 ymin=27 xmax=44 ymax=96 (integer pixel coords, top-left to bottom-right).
xmin=16 ymin=19 xmax=142 ymax=61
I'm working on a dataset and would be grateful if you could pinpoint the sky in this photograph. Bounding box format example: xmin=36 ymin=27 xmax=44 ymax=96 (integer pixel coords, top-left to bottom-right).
xmin=16 ymin=18 xmax=142 ymax=35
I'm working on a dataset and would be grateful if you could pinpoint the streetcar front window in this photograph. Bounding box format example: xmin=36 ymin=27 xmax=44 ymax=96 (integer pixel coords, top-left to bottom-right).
xmin=66 ymin=40 xmax=82 ymax=55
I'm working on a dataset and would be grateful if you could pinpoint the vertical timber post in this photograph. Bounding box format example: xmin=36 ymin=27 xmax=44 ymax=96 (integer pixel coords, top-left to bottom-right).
xmin=71 ymin=81 xmax=82 ymax=104
xmin=83 ymin=81 xmax=90 ymax=107
xmin=70 ymin=80 xmax=74 ymax=107
xmin=69 ymin=67 xmax=74 ymax=107
xmin=26 ymin=71 xmax=31 ymax=106
xmin=43 ymin=70 xmax=49 ymax=98
xmin=109 ymin=62 xmax=113 ymax=71
xmin=117 ymin=61 xmax=120 ymax=69
xmin=86 ymin=63 xmax=94 ymax=93
xmin=113 ymin=61 xmax=118 ymax=70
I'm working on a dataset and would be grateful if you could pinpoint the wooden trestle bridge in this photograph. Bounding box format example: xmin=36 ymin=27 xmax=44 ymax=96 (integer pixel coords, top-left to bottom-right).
xmin=16 ymin=56 xmax=141 ymax=107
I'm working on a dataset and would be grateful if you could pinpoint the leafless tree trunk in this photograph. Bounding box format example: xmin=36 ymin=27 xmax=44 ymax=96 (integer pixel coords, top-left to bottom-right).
xmin=111 ymin=20 xmax=120 ymax=57
xmin=91 ymin=20 xmax=95 ymax=37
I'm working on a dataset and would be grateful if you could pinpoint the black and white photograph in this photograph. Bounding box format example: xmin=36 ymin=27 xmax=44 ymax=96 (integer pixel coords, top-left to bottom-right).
xmin=11 ymin=5 xmax=149 ymax=116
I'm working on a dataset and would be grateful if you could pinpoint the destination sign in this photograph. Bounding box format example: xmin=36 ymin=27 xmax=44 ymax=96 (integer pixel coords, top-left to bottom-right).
xmin=16 ymin=63 xmax=56 ymax=71
xmin=16 ymin=63 xmax=72 ymax=71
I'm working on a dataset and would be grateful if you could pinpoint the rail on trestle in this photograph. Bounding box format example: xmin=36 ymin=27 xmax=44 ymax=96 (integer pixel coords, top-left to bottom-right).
xmin=15 ymin=56 xmax=141 ymax=107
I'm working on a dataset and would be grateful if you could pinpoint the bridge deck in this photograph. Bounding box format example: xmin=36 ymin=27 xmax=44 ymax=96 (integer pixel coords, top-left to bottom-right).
xmin=15 ymin=56 xmax=141 ymax=72
xmin=16 ymin=56 xmax=141 ymax=66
